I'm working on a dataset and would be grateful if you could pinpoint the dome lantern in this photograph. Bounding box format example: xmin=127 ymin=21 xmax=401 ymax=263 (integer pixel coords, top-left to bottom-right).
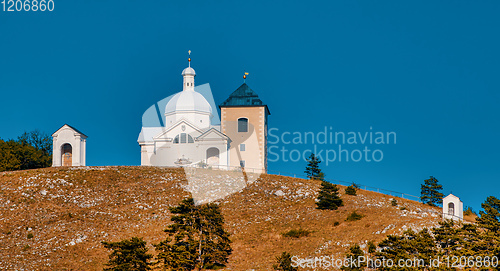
xmin=182 ymin=50 xmax=195 ymax=91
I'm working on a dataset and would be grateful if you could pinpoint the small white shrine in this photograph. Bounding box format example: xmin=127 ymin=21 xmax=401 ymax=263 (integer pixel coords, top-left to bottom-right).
xmin=442 ymin=193 xmax=463 ymax=221
xmin=52 ymin=124 xmax=87 ymax=167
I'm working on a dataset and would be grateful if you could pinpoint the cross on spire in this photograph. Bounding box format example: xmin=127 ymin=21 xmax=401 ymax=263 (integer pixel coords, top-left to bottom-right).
xmin=243 ymin=71 xmax=249 ymax=83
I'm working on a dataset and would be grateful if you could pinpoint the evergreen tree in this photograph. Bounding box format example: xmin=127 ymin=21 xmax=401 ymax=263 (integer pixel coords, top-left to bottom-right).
xmin=367 ymin=241 xmax=376 ymax=254
xmin=376 ymin=229 xmax=436 ymax=270
xmin=373 ymin=207 xmax=500 ymax=271
xmin=366 ymin=241 xmax=377 ymax=269
xmin=453 ymin=223 xmax=493 ymax=259
xmin=477 ymin=196 xmax=500 ymax=233
xmin=341 ymin=244 xmax=366 ymax=271
xmin=432 ymin=220 xmax=462 ymax=257
xmin=420 ymin=176 xmax=444 ymax=207
xmin=155 ymin=198 xmax=232 ymax=271
xmin=304 ymin=153 xmax=323 ymax=180
xmin=345 ymin=184 xmax=357 ymax=196
xmin=316 ymin=181 xmax=343 ymax=210
xmin=102 ymin=237 xmax=153 ymax=271
xmin=273 ymin=251 xmax=297 ymax=271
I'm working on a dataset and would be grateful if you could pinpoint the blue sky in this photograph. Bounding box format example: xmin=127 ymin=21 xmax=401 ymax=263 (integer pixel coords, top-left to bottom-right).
xmin=1 ymin=1 xmax=499 ymax=210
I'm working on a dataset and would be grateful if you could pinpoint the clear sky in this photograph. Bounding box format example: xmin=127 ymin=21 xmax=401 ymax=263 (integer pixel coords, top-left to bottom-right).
xmin=1 ymin=1 xmax=499 ymax=211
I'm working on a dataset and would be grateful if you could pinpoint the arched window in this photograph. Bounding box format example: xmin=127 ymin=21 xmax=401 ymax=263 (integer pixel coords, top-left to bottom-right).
xmin=448 ymin=202 xmax=455 ymax=216
xmin=173 ymin=133 xmax=194 ymax=144
xmin=238 ymin=118 xmax=248 ymax=132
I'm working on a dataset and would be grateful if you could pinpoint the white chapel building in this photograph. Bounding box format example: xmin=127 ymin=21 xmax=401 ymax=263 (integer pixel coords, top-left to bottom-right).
xmin=137 ymin=55 xmax=270 ymax=173
xmin=442 ymin=193 xmax=463 ymax=221
xmin=52 ymin=124 xmax=87 ymax=167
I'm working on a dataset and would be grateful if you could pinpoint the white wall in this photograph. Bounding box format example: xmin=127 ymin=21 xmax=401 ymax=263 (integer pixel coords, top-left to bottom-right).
xmin=443 ymin=195 xmax=463 ymax=221
xmin=52 ymin=125 xmax=86 ymax=167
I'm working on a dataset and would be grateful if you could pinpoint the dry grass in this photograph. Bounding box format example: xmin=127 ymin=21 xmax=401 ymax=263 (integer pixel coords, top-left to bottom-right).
xmin=0 ymin=166 xmax=442 ymax=270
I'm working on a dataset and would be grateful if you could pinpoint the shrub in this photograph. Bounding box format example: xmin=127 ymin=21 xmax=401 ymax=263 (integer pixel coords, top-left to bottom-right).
xmin=391 ymin=199 xmax=397 ymax=206
xmin=282 ymin=228 xmax=311 ymax=238
xmin=341 ymin=244 xmax=365 ymax=271
xmin=346 ymin=211 xmax=364 ymax=222
xmin=22 ymin=245 xmax=30 ymax=251
xmin=273 ymin=251 xmax=298 ymax=271
xmin=367 ymin=241 xmax=376 ymax=254
xmin=333 ymin=221 xmax=340 ymax=227
xmin=464 ymin=206 xmax=475 ymax=216
xmin=27 ymin=233 xmax=33 ymax=239
xmin=345 ymin=185 xmax=357 ymax=196
xmin=102 ymin=237 xmax=153 ymax=271
xmin=400 ymin=207 xmax=407 ymax=211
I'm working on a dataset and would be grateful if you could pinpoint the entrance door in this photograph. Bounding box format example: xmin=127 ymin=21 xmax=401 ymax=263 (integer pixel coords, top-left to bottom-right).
xmin=62 ymin=143 xmax=72 ymax=166
xmin=206 ymin=148 xmax=220 ymax=166
xmin=448 ymin=202 xmax=455 ymax=216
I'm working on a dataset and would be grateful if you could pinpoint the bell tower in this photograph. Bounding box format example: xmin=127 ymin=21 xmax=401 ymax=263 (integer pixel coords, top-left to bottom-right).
xmin=219 ymin=78 xmax=270 ymax=174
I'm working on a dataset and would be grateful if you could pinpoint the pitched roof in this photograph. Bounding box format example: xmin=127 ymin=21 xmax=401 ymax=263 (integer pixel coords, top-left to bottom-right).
xmin=219 ymin=83 xmax=270 ymax=114
xmin=52 ymin=124 xmax=88 ymax=138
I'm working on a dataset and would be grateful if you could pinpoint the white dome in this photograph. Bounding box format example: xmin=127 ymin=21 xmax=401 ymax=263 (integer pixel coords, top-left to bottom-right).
xmin=165 ymin=90 xmax=212 ymax=115
xmin=182 ymin=67 xmax=196 ymax=76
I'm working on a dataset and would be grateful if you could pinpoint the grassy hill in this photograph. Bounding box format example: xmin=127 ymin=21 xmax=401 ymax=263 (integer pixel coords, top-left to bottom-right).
xmin=0 ymin=166 xmax=443 ymax=270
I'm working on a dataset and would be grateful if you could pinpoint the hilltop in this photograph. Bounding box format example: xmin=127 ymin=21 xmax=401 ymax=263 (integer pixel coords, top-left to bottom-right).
xmin=0 ymin=166 xmax=443 ymax=270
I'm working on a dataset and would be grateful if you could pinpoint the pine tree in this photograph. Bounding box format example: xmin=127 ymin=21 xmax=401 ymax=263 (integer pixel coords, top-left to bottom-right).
xmin=316 ymin=181 xmax=343 ymax=210
xmin=102 ymin=237 xmax=153 ymax=271
xmin=304 ymin=153 xmax=323 ymax=180
xmin=345 ymin=184 xmax=357 ymax=196
xmin=432 ymin=220 xmax=461 ymax=257
xmin=155 ymin=198 xmax=232 ymax=271
xmin=376 ymin=229 xmax=436 ymax=269
xmin=366 ymin=241 xmax=377 ymax=269
xmin=477 ymin=196 xmax=500 ymax=233
xmin=373 ymin=209 xmax=500 ymax=271
xmin=420 ymin=176 xmax=444 ymax=207
xmin=273 ymin=251 xmax=297 ymax=271
xmin=367 ymin=241 xmax=376 ymax=254
xmin=341 ymin=244 xmax=366 ymax=271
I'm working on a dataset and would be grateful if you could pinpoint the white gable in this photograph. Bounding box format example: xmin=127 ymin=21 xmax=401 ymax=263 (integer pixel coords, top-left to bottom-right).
xmin=197 ymin=128 xmax=229 ymax=141
xmin=153 ymin=119 xmax=204 ymax=141
xmin=443 ymin=194 xmax=461 ymax=201
xmin=52 ymin=124 xmax=87 ymax=138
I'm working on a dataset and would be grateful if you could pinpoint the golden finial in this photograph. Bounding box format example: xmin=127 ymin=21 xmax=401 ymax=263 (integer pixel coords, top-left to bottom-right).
xmin=188 ymin=50 xmax=191 ymax=67
xmin=243 ymin=71 xmax=249 ymax=82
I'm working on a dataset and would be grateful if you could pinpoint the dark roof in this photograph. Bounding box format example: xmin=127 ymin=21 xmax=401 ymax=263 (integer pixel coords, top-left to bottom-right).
xmin=219 ymin=83 xmax=270 ymax=114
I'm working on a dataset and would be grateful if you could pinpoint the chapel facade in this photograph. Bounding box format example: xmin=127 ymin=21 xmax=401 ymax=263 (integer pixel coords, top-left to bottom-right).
xmin=52 ymin=124 xmax=87 ymax=167
xmin=137 ymin=55 xmax=269 ymax=173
